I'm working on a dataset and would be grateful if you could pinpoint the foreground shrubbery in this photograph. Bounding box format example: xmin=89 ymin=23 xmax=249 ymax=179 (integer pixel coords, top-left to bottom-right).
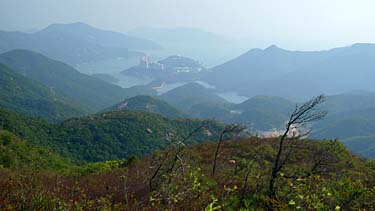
xmin=1 ymin=137 xmax=375 ymax=210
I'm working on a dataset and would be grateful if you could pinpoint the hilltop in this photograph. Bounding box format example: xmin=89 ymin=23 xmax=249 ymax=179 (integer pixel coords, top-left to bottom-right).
xmin=160 ymin=82 xmax=231 ymax=112
xmin=102 ymin=95 xmax=186 ymax=118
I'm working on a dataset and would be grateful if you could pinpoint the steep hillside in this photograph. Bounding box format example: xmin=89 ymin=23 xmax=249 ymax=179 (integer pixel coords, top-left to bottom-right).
xmin=0 ymin=63 xmax=85 ymax=120
xmin=0 ymin=50 xmax=155 ymax=111
xmin=103 ymin=95 xmax=186 ymax=118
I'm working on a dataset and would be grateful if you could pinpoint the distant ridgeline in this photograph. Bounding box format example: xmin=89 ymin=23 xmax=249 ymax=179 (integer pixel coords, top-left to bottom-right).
xmin=0 ymin=22 xmax=161 ymax=64
xmin=204 ymin=43 xmax=375 ymax=101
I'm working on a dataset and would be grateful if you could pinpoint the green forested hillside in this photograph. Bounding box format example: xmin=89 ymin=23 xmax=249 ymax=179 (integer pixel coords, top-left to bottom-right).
xmin=0 ymin=63 xmax=86 ymax=121
xmin=103 ymin=95 xmax=186 ymax=118
xmin=0 ymin=108 xmax=225 ymax=162
xmin=51 ymin=111 xmax=224 ymax=162
xmin=0 ymin=50 xmax=156 ymax=111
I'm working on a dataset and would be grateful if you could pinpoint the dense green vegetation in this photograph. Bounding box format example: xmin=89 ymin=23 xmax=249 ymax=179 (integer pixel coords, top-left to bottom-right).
xmin=0 ymin=129 xmax=142 ymax=176
xmin=0 ymin=50 xmax=156 ymax=111
xmin=51 ymin=110 xmax=224 ymax=162
xmin=0 ymin=107 xmax=225 ymax=162
xmin=0 ymin=130 xmax=72 ymax=170
xmin=0 ymin=63 xmax=86 ymax=121
xmin=103 ymin=95 xmax=186 ymax=118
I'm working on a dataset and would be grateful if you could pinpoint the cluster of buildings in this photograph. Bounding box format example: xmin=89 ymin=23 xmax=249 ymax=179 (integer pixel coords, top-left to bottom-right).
xmin=138 ymin=55 xmax=205 ymax=73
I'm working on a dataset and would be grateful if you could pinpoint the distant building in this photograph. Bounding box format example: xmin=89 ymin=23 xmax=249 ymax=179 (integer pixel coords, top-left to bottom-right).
xmin=139 ymin=55 xmax=165 ymax=70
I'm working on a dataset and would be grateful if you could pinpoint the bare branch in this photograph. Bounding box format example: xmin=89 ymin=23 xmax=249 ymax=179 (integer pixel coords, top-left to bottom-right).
xmin=267 ymin=95 xmax=327 ymax=200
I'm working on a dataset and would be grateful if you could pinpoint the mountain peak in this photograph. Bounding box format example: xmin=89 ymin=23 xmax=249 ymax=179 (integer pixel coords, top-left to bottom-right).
xmin=42 ymin=22 xmax=93 ymax=32
xmin=265 ymin=44 xmax=282 ymax=51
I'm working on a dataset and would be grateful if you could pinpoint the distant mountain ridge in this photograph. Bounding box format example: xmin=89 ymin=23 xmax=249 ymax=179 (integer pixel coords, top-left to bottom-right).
xmin=205 ymin=43 xmax=375 ymax=101
xmin=40 ymin=22 xmax=161 ymax=50
xmin=0 ymin=22 xmax=161 ymax=64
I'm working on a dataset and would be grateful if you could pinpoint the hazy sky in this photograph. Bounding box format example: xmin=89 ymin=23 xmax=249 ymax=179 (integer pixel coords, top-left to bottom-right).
xmin=1 ymin=0 xmax=375 ymax=50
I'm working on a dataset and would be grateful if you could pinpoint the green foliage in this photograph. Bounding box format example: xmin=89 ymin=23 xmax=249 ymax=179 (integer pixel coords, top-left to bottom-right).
xmin=0 ymin=130 xmax=73 ymax=171
xmin=51 ymin=111 xmax=224 ymax=162
xmin=0 ymin=107 xmax=225 ymax=162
